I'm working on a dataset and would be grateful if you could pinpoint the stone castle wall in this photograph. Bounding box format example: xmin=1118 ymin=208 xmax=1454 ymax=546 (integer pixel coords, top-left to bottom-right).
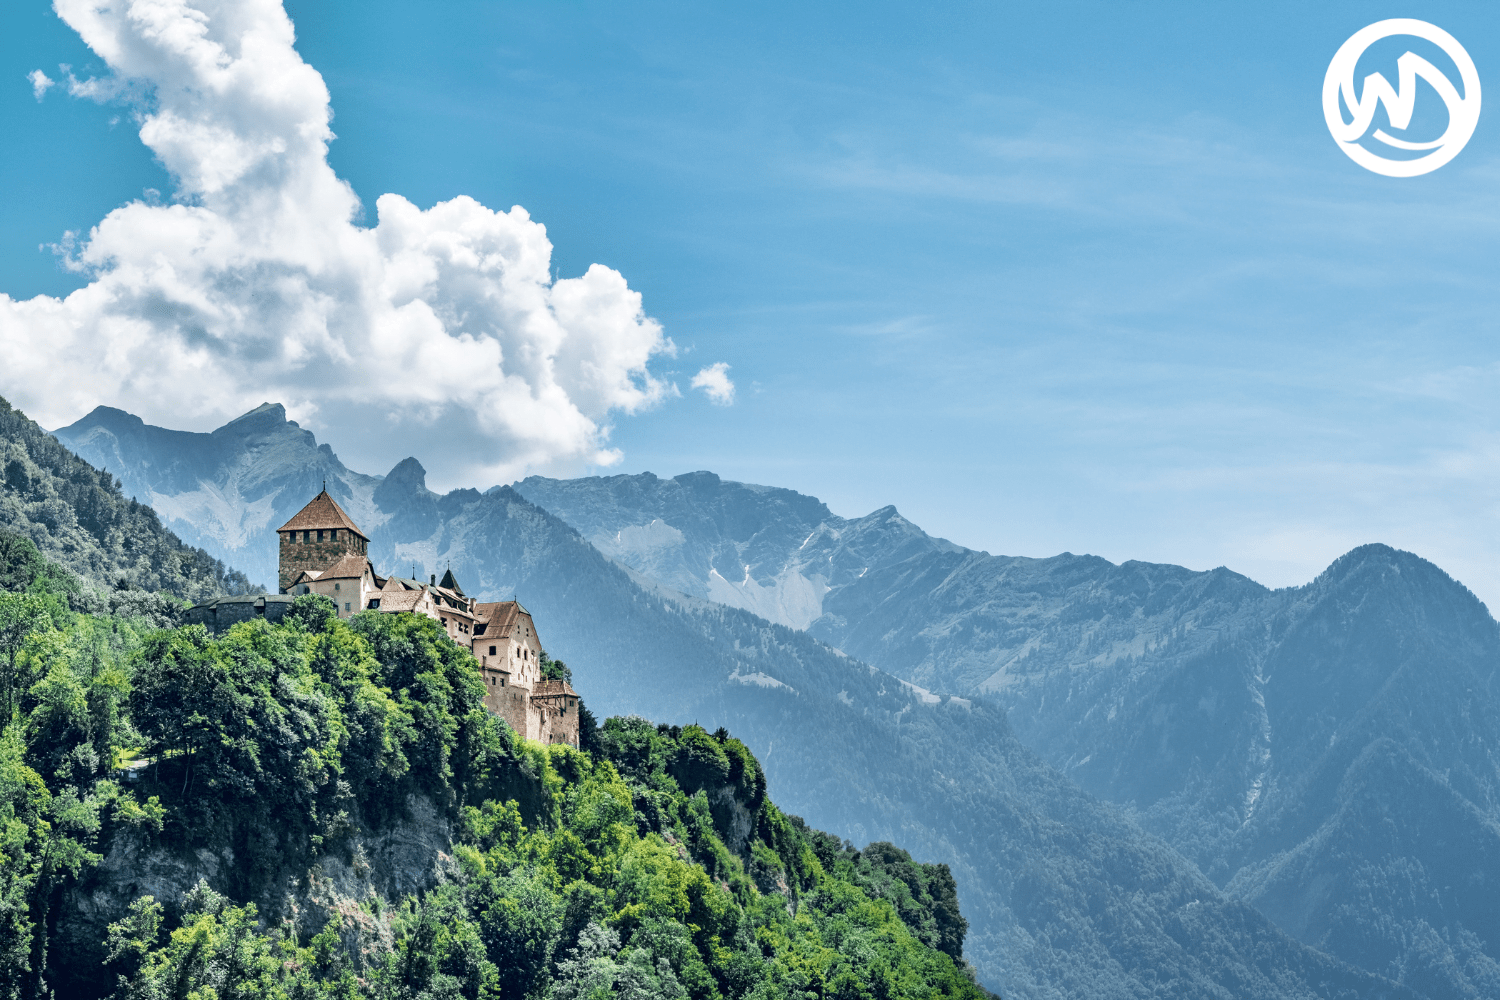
xmin=186 ymin=595 xmax=295 ymax=631
xmin=534 ymin=695 xmax=580 ymax=746
xmin=482 ymin=679 xmax=532 ymax=739
xmin=279 ymin=533 xmax=362 ymax=591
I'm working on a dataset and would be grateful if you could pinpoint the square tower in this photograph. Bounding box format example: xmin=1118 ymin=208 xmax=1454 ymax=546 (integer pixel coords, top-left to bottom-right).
xmin=277 ymin=488 xmax=371 ymax=592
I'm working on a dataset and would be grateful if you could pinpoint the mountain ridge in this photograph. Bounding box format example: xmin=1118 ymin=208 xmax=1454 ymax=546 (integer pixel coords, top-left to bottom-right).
xmin=510 ymin=473 xmax=1500 ymax=998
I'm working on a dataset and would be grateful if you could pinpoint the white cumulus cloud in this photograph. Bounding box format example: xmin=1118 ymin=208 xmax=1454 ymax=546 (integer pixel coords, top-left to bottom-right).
xmin=691 ymin=362 xmax=735 ymax=406
xmin=27 ymin=70 xmax=54 ymax=101
xmin=0 ymin=0 xmax=680 ymax=487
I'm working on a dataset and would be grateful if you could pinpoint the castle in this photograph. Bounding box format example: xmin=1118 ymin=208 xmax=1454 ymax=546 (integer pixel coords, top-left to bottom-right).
xmin=189 ymin=488 xmax=580 ymax=747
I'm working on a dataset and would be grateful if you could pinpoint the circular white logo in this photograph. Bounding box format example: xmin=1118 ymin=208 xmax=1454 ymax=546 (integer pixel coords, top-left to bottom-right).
xmin=1323 ymin=19 xmax=1481 ymax=177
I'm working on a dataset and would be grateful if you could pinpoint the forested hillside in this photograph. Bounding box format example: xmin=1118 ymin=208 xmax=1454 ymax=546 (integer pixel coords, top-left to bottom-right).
xmin=0 ymin=541 xmax=988 ymax=1000
xmin=1 ymin=397 xmax=253 ymax=599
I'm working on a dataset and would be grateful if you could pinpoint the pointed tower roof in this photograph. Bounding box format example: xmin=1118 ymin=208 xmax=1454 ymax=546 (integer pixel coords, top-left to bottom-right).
xmin=438 ymin=566 xmax=465 ymax=597
xmin=277 ymin=489 xmax=369 ymax=540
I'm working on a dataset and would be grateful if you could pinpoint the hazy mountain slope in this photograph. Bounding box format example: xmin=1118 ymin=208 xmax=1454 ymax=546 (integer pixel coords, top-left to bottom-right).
xmin=514 ymin=471 xmax=963 ymax=631
xmin=374 ymin=469 xmax=1412 ymax=1000
xmin=0 ymin=396 xmax=251 ymax=598
xmin=53 ymin=403 xmax=386 ymax=589
xmin=1221 ymin=546 xmax=1500 ymax=997
xmin=511 ymin=472 xmax=1500 ymax=999
xmin=42 ymin=405 xmax=1413 ymax=1000
xmin=511 ymin=472 xmax=1273 ymax=696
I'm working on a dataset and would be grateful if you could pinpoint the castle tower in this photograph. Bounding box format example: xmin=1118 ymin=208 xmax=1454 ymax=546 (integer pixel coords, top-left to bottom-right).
xmin=276 ymin=488 xmax=370 ymax=592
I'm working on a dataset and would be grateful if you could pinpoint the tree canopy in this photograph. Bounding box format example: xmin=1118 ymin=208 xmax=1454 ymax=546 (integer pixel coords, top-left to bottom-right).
xmin=0 ymin=548 xmax=990 ymax=1000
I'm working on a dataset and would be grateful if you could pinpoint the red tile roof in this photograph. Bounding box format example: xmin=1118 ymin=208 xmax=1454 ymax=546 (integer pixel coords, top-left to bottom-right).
xmin=533 ymin=679 xmax=577 ymax=697
xmin=277 ymin=490 xmax=368 ymax=539
xmin=315 ymin=554 xmax=374 ymax=580
xmin=473 ymin=601 xmax=523 ymax=637
xmin=371 ymin=590 xmax=430 ymax=613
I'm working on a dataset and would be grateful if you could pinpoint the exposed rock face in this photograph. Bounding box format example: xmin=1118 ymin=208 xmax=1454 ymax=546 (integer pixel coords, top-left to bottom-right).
xmin=707 ymin=786 xmax=756 ymax=857
xmin=514 ymin=472 xmax=964 ymax=633
xmin=56 ymin=796 xmax=455 ymax=989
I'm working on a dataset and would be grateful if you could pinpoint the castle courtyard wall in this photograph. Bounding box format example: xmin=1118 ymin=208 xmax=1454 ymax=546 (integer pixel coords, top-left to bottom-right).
xmin=481 ymin=672 xmax=533 ymax=738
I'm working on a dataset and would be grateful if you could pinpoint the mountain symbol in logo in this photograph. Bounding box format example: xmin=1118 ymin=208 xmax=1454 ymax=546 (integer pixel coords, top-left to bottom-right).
xmin=1323 ymin=19 xmax=1481 ymax=177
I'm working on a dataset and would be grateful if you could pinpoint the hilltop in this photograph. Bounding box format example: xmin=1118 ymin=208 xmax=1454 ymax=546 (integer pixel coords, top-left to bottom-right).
xmin=1 ymin=537 xmax=990 ymax=1000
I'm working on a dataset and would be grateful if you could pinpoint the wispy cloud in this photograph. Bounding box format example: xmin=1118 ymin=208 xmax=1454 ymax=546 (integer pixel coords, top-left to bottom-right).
xmin=27 ymin=70 xmax=54 ymax=101
xmin=691 ymin=362 xmax=735 ymax=405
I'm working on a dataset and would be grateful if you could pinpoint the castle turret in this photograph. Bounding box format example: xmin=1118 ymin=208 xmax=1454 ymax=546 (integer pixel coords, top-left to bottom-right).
xmin=276 ymin=488 xmax=370 ymax=592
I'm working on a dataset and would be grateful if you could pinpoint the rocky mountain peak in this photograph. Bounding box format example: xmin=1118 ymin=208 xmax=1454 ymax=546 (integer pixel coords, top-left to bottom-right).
xmin=66 ymin=405 xmax=147 ymax=435
xmin=210 ymin=402 xmax=288 ymax=437
xmin=374 ymin=457 xmax=432 ymax=511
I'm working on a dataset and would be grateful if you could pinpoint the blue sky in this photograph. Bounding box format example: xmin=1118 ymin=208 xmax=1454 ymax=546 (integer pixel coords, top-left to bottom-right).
xmin=4 ymin=0 xmax=1500 ymax=604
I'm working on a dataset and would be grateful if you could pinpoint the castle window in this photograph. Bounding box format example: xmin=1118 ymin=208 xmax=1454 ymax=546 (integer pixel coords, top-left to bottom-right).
xmin=303 ymin=530 xmax=311 ymax=542
xmin=330 ymin=529 xmax=337 ymax=540
xmin=317 ymin=530 xmax=324 ymax=541
xmin=489 ymin=646 xmax=497 ymax=656
xmin=334 ymin=582 xmax=340 ymax=591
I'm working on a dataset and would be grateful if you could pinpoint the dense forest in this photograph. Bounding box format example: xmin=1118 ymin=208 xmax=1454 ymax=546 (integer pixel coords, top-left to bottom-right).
xmin=0 ymin=533 xmax=989 ymax=1000
xmin=0 ymin=396 xmax=254 ymax=599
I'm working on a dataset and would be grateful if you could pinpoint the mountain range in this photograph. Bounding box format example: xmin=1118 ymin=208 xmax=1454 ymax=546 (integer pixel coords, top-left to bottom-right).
xmin=513 ymin=471 xmax=1500 ymax=1000
xmin=47 ymin=401 xmax=1500 ymax=998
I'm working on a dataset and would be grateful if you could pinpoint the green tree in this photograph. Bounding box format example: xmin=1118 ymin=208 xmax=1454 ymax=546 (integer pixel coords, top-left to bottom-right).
xmin=0 ymin=594 xmax=58 ymax=723
xmin=0 ymin=729 xmax=48 ymax=1000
